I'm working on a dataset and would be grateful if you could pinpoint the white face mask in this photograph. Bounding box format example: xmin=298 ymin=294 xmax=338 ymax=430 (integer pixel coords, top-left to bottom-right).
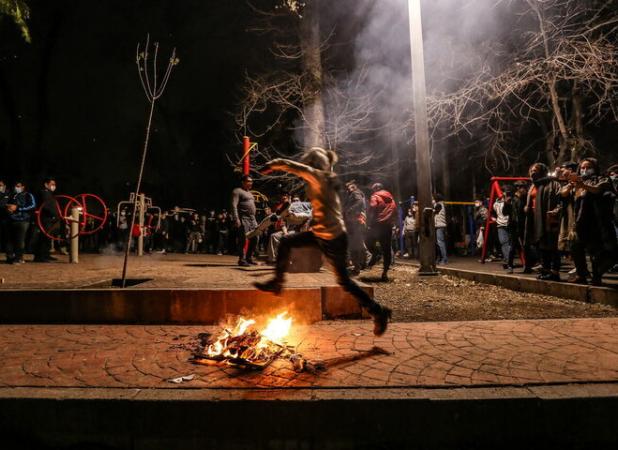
xmin=48 ymin=185 xmax=57 ymax=192
xmin=0 ymin=185 xmax=6 ymax=193
xmin=14 ymin=187 xmax=23 ymax=194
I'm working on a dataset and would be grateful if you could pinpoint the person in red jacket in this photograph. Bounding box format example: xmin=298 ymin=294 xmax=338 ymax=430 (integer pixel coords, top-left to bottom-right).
xmin=367 ymin=183 xmax=396 ymax=281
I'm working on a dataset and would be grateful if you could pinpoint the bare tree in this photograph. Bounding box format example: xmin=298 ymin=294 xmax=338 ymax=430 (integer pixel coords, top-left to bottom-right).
xmin=235 ymin=0 xmax=389 ymax=182
xmin=426 ymin=0 xmax=618 ymax=169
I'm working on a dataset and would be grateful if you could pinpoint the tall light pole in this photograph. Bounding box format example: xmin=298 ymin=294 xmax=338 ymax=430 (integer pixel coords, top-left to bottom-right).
xmin=408 ymin=0 xmax=436 ymax=274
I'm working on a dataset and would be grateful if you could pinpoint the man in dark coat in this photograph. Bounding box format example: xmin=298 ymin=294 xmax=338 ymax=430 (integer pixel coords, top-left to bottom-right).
xmin=343 ymin=180 xmax=367 ymax=275
xmin=525 ymin=163 xmax=562 ymax=281
xmin=32 ymin=177 xmax=59 ymax=262
xmin=570 ymin=158 xmax=617 ymax=285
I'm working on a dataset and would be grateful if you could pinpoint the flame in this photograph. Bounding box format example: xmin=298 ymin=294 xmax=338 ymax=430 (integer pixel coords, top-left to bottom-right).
xmin=202 ymin=312 xmax=292 ymax=364
xmin=234 ymin=317 xmax=256 ymax=336
xmin=260 ymin=312 xmax=292 ymax=343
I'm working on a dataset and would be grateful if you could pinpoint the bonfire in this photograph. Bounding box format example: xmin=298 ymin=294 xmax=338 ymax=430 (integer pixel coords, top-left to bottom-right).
xmin=192 ymin=312 xmax=317 ymax=371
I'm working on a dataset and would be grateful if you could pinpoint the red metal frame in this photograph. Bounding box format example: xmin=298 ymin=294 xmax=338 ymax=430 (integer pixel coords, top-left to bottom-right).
xmin=243 ymin=136 xmax=251 ymax=176
xmin=36 ymin=193 xmax=108 ymax=241
xmin=480 ymin=176 xmax=530 ymax=264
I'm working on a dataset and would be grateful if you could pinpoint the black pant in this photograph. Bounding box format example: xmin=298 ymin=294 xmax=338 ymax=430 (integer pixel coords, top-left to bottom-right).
xmin=507 ymin=232 xmax=522 ymax=268
xmin=0 ymin=219 xmax=8 ymax=253
xmin=274 ymin=231 xmax=382 ymax=315
xmin=32 ymin=221 xmax=53 ymax=260
xmin=6 ymin=221 xmax=29 ymax=262
xmin=367 ymin=223 xmax=392 ymax=273
xmin=540 ymin=249 xmax=561 ymax=273
xmin=237 ymin=224 xmax=257 ymax=262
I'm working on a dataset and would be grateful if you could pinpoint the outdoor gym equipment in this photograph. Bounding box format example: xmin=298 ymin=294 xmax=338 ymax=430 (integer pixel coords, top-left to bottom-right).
xmin=35 ymin=192 xmax=108 ymax=264
xmin=480 ymin=176 xmax=530 ymax=264
xmin=116 ymin=193 xmax=162 ymax=257
xmin=36 ymin=193 xmax=108 ymax=242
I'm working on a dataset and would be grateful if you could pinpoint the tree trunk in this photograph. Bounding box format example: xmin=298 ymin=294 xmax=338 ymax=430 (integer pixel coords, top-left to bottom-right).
xmin=299 ymin=0 xmax=326 ymax=149
xmin=571 ymin=88 xmax=584 ymax=162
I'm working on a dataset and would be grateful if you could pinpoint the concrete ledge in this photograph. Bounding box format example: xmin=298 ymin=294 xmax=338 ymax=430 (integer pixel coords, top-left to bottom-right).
xmin=0 ymin=285 xmax=369 ymax=324
xmin=1 ymin=384 xmax=617 ymax=449
xmin=435 ymin=266 xmax=618 ymax=306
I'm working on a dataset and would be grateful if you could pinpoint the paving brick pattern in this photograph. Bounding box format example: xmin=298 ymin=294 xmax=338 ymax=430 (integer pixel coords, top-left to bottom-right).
xmin=1 ymin=318 xmax=617 ymax=389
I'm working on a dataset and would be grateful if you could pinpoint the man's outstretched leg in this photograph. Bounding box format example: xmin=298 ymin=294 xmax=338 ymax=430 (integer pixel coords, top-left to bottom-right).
xmin=254 ymin=231 xmax=317 ymax=294
xmin=321 ymin=234 xmax=392 ymax=336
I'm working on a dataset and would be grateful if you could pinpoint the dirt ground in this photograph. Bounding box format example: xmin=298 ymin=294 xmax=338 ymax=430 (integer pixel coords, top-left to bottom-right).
xmin=359 ymin=265 xmax=618 ymax=322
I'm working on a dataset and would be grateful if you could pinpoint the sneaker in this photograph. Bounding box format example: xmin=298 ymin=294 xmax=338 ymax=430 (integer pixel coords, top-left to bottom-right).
xmin=246 ymin=260 xmax=258 ymax=266
xmin=591 ymin=277 xmax=603 ymax=287
xmin=238 ymin=260 xmax=250 ymax=267
xmin=538 ymin=272 xmax=560 ymax=282
xmin=506 ymin=267 xmax=514 ymax=274
xmin=253 ymin=280 xmax=283 ymax=295
xmin=522 ymin=268 xmax=533 ymax=274
xmin=15 ymin=259 xmax=25 ymax=264
xmin=373 ymin=306 xmax=392 ymax=336
xmin=380 ymin=271 xmax=389 ymax=282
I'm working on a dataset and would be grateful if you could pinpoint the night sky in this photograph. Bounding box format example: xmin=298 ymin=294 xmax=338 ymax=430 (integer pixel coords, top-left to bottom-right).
xmin=1 ymin=1 xmax=617 ymax=210
xmin=0 ymin=0 xmax=274 ymax=210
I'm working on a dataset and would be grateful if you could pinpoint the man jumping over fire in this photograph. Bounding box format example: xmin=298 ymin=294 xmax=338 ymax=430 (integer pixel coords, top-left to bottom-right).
xmin=254 ymin=147 xmax=392 ymax=336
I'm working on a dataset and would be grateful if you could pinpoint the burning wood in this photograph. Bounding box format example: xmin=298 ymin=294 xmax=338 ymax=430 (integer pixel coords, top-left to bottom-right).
xmin=192 ymin=312 xmax=310 ymax=370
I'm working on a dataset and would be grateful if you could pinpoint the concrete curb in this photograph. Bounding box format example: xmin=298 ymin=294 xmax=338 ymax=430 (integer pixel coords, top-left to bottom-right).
xmin=1 ymin=384 xmax=617 ymax=449
xmin=0 ymin=285 xmax=373 ymax=324
xmin=399 ymin=261 xmax=618 ymax=307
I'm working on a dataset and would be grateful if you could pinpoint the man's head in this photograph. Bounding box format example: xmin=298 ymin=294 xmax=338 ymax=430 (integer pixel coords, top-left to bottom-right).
xmin=241 ymin=175 xmax=253 ymax=190
xmin=0 ymin=179 xmax=6 ymax=194
xmin=529 ymin=162 xmax=548 ymax=180
xmin=433 ymin=193 xmax=444 ymax=203
xmin=280 ymin=193 xmax=290 ymax=203
xmin=559 ymin=161 xmax=578 ymax=179
xmin=502 ymin=185 xmax=514 ymax=198
xmin=371 ymin=182 xmax=384 ymax=193
xmin=44 ymin=177 xmax=56 ymax=192
xmin=514 ymin=180 xmax=528 ymax=195
xmin=14 ymin=181 xmax=25 ymax=194
xmin=345 ymin=180 xmax=358 ymax=193
xmin=300 ymin=147 xmax=338 ymax=171
xmin=607 ymin=164 xmax=618 ymax=178
xmin=292 ymin=195 xmax=301 ymax=203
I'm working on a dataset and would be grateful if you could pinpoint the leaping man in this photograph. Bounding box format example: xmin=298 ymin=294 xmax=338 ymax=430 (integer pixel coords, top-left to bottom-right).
xmin=254 ymin=147 xmax=392 ymax=336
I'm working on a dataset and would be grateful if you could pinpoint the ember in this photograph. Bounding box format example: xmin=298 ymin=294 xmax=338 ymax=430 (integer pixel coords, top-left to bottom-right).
xmin=192 ymin=312 xmax=301 ymax=370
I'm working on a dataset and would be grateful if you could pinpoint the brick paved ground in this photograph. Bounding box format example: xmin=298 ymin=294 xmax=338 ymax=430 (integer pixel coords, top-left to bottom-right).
xmin=0 ymin=254 xmax=342 ymax=289
xmin=1 ymin=318 xmax=617 ymax=390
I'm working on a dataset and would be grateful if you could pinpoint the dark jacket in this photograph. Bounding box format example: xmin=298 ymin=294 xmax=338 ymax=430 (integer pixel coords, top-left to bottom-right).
xmin=0 ymin=190 xmax=10 ymax=220
xmin=37 ymin=188 xmax=57 ymax=223
xmin=525 ymin=178 xmax=561 ymax=250
xmin=343 ymin=189 xmax=366 ymax=225
xmin=574 ymin=176 xmax=617 ymax=252
xmin=8 ymin=191 xmax=36 ymax=222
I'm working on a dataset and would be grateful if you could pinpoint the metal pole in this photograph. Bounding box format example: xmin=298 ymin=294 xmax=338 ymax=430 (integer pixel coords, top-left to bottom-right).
xmin=137 ymin=194 xmax=145 ymax=256
xmin=70 ymin=207 xmax=80 ymax=264
xmin=408 ymin=0 xmax=436 ymax=274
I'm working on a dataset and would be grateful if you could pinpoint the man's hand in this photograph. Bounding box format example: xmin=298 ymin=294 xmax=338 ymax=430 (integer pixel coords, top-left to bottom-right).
xmin=6 ymin=204 xmax=17 ymax=213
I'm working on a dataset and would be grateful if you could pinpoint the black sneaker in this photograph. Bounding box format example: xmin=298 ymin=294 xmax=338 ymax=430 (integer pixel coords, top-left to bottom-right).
xmin=238 ymin=260 xmax=250 ymax=267
xmin=373 ymin=306 xmax=392 ymax=336
xmin=380 ymin=271 xmax=389 ymax=282
xmin=253 ymin=280 xmax=283 ymax=295
xmin=538 ymin=273 xmax=560 ymax=282
xmin=246 ymin=260 xmax=258 ymax=266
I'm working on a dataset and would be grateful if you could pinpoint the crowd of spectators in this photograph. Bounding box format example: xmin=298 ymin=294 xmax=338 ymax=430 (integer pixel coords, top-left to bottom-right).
xmin=3 ymin=157 xmax=616 ymax=287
